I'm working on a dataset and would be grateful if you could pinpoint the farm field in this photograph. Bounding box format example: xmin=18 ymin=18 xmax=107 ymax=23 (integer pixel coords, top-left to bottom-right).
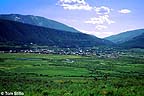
xmin=0 ymin=53 xmax=144 ymax=96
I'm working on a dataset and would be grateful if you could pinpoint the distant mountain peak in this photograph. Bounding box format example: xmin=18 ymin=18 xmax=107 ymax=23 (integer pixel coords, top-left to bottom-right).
xmin=105 ymin=29 xmax=144 ymax=44
xmin=105 ymin=29 xmax=144 ymax=48
xmin=0 ymin=14 xmax=80 ymax=33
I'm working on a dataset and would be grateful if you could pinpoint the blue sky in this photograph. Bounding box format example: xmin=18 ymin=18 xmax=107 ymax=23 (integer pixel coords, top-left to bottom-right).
xmin=0 ymin=0 xmax=144 ymax=38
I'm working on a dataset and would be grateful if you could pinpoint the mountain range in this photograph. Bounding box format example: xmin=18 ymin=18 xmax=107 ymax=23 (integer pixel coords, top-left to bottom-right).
xmin=0 ymin=19 xmax=113 ymax=48
xmin=105 ymin=29 xmax=144 ymax=44
xmin=0 ymin=14 xmax=79 ymax=33
xmin=0 ymin=14 xmax=143 ymax=48
xmin=120 ymin=33 xmax=144 ymax=48
xmin=105 ymin=29 xmax=144 ymax=48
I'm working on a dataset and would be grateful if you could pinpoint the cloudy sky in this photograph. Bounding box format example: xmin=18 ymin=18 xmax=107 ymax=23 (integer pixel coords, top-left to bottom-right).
xmin=0 ymin=0 xmax=144 ymax=38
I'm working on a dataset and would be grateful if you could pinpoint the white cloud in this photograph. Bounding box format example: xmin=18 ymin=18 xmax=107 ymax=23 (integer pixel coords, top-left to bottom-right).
xmin=85 ymin=15 xmax=115 ymax=25
xmin=85 ymin=17 xmax=103 ymax=24
xmin=95 ymin=25 xmax=108 ymax=30
xmin=59 ymin=0 xmax=86 ymax=4
xmin=118 ymin=9 xmax=131 ymax=14
xmin=94 ymin=6 xmax=111 ymax=14
xmin=60 ymin=3 xmax=92 ymax=10
xmin=57 ymin=0 xmax=92 ymax=10
xmin=57 ymin=0 xmax=116 ymax=34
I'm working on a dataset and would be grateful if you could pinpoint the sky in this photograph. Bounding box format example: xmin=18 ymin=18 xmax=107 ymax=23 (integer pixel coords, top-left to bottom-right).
xmin=0 ymin=0 xmax=144 ymax=38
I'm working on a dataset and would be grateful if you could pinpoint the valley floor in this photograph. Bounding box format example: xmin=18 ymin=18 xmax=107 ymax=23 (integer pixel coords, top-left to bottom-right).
xmin=0 ymin=53 xmax=144 ymax=96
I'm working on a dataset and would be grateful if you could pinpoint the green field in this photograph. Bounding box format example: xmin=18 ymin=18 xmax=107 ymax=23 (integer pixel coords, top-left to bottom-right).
xmin=0 ymin=53 xmax=144 ymax=96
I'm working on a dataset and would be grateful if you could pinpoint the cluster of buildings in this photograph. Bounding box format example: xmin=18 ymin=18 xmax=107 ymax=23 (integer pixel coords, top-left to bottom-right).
xmin=0 ymin=47 xmax=122 ymax=58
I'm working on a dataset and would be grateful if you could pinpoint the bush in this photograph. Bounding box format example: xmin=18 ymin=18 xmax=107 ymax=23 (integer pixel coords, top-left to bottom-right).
xmin=42 ymin=90 xmax=49 ymax=96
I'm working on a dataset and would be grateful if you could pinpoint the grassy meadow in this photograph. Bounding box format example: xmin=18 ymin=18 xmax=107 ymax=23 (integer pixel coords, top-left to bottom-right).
xmin=0 ymin=53 xmax=144 ymax=96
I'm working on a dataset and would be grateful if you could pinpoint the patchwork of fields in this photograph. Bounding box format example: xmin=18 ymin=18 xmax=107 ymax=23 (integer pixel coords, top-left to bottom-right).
xmin=0 ymin=53 xmax=144 ymax=96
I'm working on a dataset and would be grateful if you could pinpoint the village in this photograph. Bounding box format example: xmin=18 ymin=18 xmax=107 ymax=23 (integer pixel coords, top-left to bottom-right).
xmin=0 ymin=46 xmax=126 ymax=58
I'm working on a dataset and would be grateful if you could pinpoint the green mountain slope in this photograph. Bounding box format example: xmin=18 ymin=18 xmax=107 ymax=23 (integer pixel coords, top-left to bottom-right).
xmin=105 ymin=29 xmax=144 ymax=44
xmin=0 ymin=14 xmax=79 ymax=33
xmin=120 ymin=33 xmax=144 ymax=48
xmin=0 ymin=19 xmax=113 ymax=48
